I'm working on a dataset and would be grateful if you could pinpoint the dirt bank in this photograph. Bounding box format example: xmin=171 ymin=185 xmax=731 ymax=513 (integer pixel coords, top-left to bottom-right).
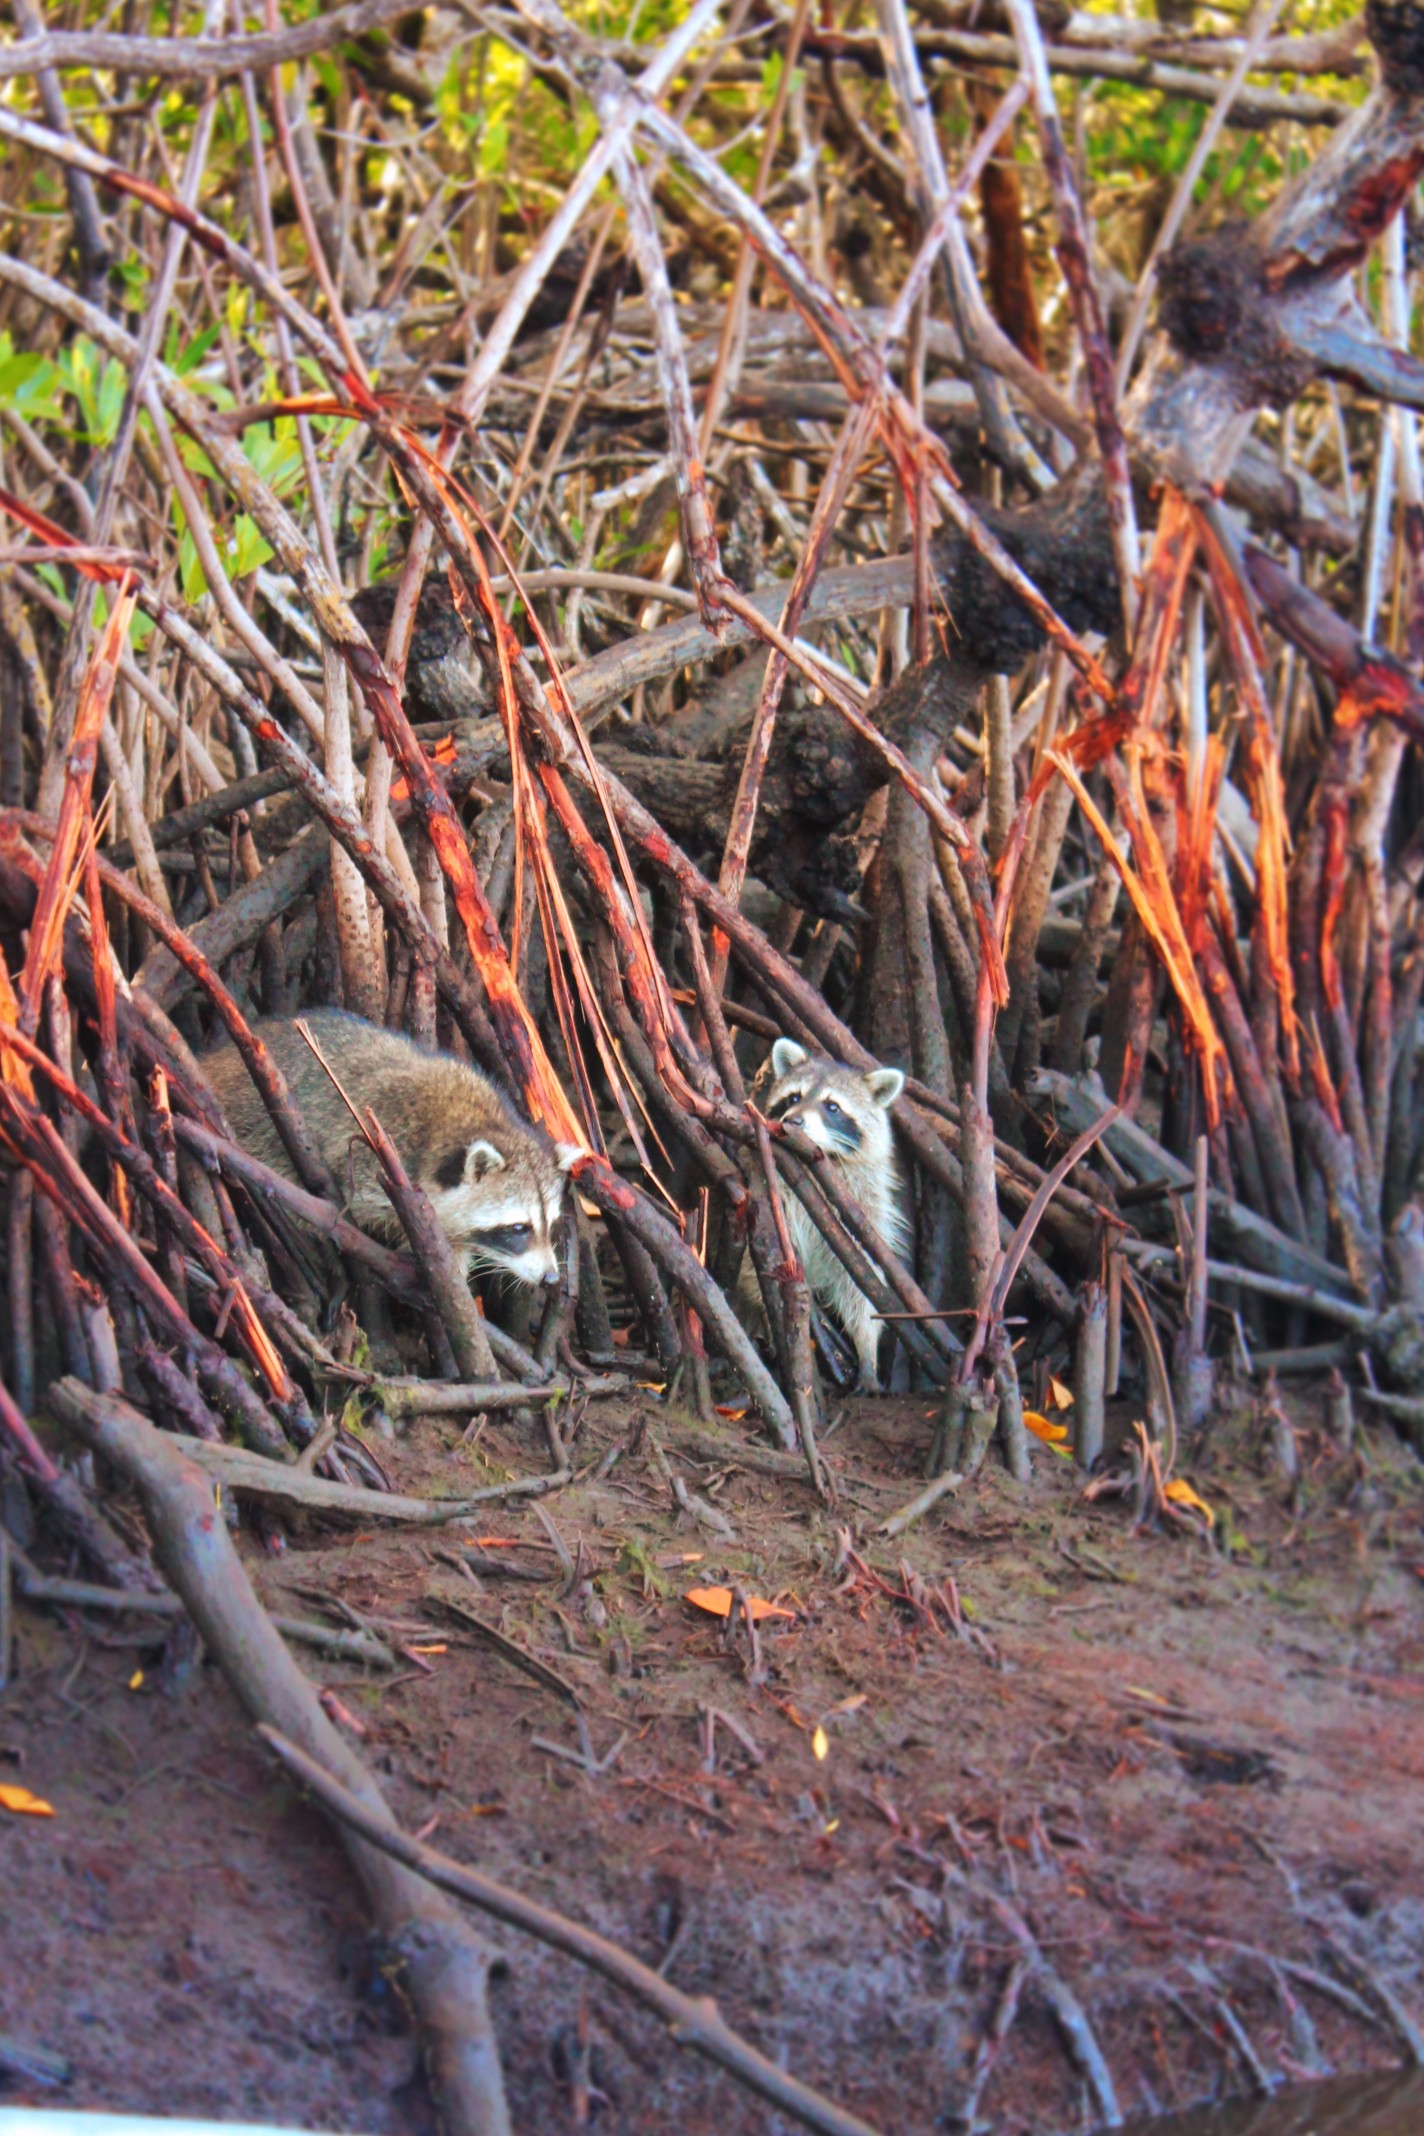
xmin=2 ymin=1381 xmax=1422 ymax=2133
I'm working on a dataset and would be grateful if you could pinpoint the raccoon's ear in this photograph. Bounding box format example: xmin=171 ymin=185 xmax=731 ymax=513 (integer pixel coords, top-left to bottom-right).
xmin=554 ymin=1141 xmax=583 ymax=1173
xmin=866 ymin=1066 xmax=905 ymax=1108
xmin=467 ymin=1139 xmax=507 ymax=1180
xmin=771 ymin=1037 xmax=809 ymax=1078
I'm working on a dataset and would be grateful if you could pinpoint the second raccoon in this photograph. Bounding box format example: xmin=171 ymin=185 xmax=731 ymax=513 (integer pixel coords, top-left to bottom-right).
xmin=202 ymin=1010 xmax=577 ymax=1288
xmin=757 ymin=1036 xmax=908 ymax=1391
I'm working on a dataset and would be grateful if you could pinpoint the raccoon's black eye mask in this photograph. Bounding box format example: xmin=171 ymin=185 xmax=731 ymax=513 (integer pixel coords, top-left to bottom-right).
xmin=767 ymin=1088 xmax=805 ymax=1119
xmin=475 ymin=1223 xmax=533 ymax=1253
xmin=823 ymin=1102 xmax=862 ymax=1147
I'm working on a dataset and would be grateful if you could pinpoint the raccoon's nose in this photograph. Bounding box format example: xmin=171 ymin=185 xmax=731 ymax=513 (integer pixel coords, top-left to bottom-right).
xmin=540 ymin=1264 xmax=560 ymax=1288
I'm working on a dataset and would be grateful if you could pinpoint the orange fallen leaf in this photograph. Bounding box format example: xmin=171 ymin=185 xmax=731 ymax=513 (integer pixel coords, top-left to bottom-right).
xmin=0 ymin=1784 xmax=55 ymax=1817
xmin=714 ymin=1405 xmax=749 ymax=1421
xmin=685 ymin=1586 xmax=795 ymax=1623
xmin=408 ymin=1643 xmax=448 ymax=1656
xmin=1023 ymin=1409 xmax=1073 ymax=1459
xmin=1164 ymin=1477 xmax=1215 ymax=1525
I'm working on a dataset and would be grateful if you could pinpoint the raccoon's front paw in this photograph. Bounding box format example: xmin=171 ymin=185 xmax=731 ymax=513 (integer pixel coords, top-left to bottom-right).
xmin=853 ymin=1367 xmax=882 ymax=1396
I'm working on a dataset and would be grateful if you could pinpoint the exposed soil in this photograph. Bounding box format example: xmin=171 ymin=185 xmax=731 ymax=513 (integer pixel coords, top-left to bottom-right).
xmin=2 ymin=1380 xmax=1423 ymax=2135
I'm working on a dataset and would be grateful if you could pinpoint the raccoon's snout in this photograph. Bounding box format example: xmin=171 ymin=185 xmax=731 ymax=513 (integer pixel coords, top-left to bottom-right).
xmin=788 ymin=1105 xmax=835 ymax=1153
xmin=502 ymin=1240 xmax=560 ymax=1288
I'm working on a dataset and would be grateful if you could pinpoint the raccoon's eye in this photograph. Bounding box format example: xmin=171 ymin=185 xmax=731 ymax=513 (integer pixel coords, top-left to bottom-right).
xmin=477 ymin=1223 xmax=533 ymax=1252
xmin=822 ymin=1098 xmax=843 ymax=1119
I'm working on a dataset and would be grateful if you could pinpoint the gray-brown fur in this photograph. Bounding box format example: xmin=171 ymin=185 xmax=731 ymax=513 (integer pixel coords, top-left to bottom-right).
xmin=746 ymin=1037 xmax=908 ymax=1390
xmin=201 ymin=1010 xmax=576 ymax=1286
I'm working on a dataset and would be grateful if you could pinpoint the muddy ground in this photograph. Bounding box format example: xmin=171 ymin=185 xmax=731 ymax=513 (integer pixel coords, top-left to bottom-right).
xmin=2 ymin=1379 xmax=1422 ymax=2135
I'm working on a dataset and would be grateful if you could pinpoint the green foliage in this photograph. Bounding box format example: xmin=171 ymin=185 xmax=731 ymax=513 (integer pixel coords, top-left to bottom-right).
xmin=0 ymin=339 xmax=67 ymax=427
xmin=59 ymin=348 xmax=132 ymax=457
xmin=174 ymin=503 xmax=273 ymax=602
xmin=241 ymin=419 xmax=308 ymax=499
xmin=166 ymin=319 xmax=222 ymax=378
xmin=0 ymin=335 xmax=128 ymax=445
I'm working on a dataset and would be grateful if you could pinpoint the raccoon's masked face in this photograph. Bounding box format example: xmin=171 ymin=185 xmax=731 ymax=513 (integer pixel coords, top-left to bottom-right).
xmin=431 ymin=1139 xmax=580 ymax=1286
xmin=764 ymin=1037 xmax=904 ymax=1161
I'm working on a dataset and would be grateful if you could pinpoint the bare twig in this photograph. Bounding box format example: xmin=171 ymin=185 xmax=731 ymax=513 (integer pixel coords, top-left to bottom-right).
xmin=49 ymin=1381 xmax=512 ymax=2136
xmin=260 ymin=1727 xmax=884 ymax=2136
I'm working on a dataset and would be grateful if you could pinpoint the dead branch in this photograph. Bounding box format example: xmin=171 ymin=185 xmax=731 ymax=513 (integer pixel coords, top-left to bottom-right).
xmin=259 ymin=1725 xmax=885 ymax=2136
xmin=167 ymin=1435 xmax=574 ymax=1523
xmin=49 ymin=1379 xmax=513 ymax=2136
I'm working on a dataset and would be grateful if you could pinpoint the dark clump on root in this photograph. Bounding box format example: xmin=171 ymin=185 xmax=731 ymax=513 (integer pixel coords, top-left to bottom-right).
xmin=1368 ymin=0 xmax=1424 ymax=96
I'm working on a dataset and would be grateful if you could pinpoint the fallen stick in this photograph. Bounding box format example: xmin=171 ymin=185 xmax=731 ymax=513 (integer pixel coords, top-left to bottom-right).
xmin=49 ymin=1379 xmax=512 ymax=2136
xmin=661 ymin=1418 xmax=819 ymax=1479
xmin=166 ymin=1434 xmax=573 ymax=1522
xmin=376 ymin=1373 xmax=629 ymax=1418
xmin=951 ymin=1954 xmax=1029 ymax=2131
xmin=0 ymin=2031 xmax=70 ymax=2087
xmin=1246 ymin=1340 xmax=1353 ymax=1375
xmin=982 ymin=1887 xmax=1123 ymax=2127
xmin=11 ymin=1553 xmax=397 ymax=1667
xmin=1357 ymin=1386 xmax=1424 ymax=1435
xmin=259 ymin=1725 xmax=884 ymax=2136
xmin=876 ymin=1469 xmax=963 ymax=1539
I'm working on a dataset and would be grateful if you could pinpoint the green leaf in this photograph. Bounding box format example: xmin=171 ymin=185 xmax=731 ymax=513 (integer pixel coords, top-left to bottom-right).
xmin=178 ymin=527 xmax=207 ymax=605
xmin=242 ymin=421 xmax=305 ymax=496
xmin=0 ymin=351 xmax=64 ymax=424
xmin=57 ymin=336 xmax=128 ymax=445
xmin=226 ymin=515 xmax=274 ymax=580
xmin=173 ymin=323 xmax=222 ymax=378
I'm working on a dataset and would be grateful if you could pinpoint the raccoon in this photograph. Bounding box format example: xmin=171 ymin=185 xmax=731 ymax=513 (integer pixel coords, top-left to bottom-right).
xmin=201 ymin=1010 xmax=577 ymax=1288
xmin=756 ymin=1036 xmax=909 ymax=1391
